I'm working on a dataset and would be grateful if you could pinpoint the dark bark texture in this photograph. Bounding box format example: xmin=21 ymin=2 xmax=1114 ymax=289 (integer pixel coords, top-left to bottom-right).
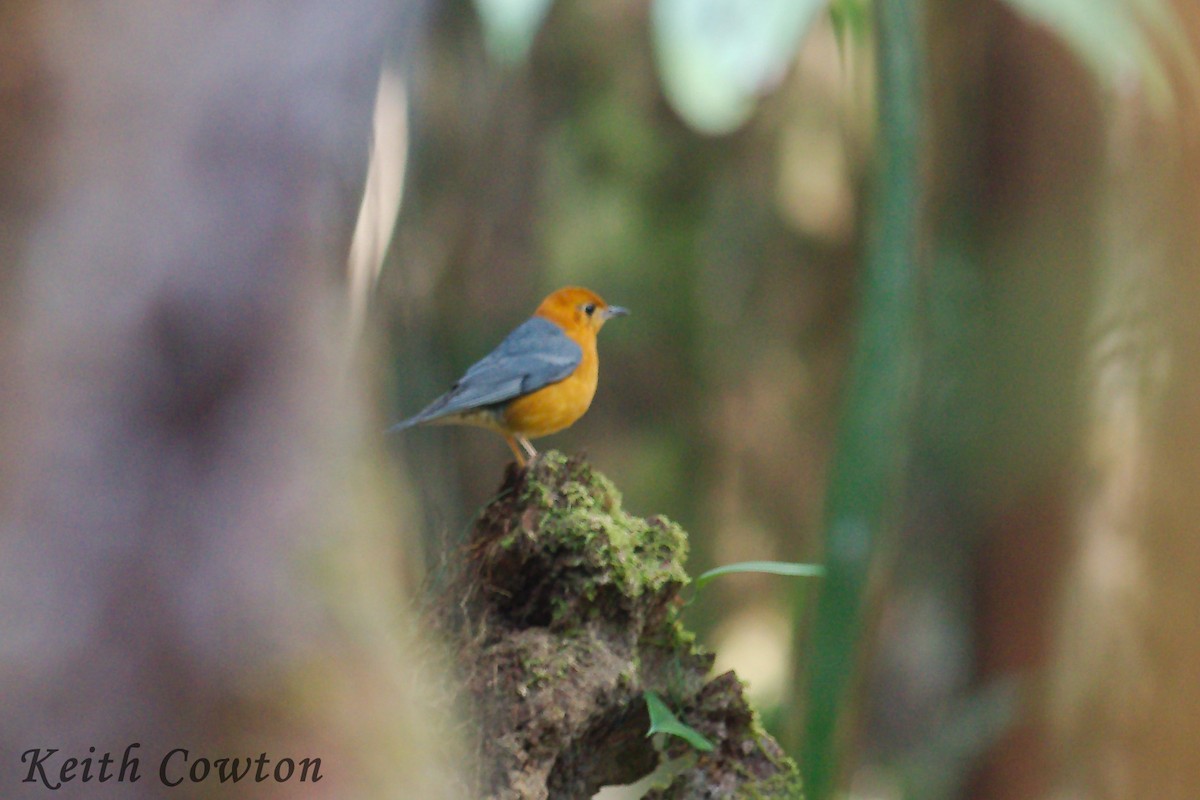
xmin=444 ymin=452 xmax=802 ymax=799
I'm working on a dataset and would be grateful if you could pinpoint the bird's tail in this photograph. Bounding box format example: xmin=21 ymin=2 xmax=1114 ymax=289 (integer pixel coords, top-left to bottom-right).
xmin=387 ymin=417 xmax=419 ymax=433
xmin=387 ymin=394 xmax=453 ymax=433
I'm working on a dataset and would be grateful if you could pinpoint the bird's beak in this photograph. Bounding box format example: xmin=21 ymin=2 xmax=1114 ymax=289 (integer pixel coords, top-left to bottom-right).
xmin=603 ymin=305 xmax=630 ymax=320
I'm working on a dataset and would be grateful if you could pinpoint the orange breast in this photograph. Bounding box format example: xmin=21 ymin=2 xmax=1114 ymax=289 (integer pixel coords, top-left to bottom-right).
xmin=502 ymin=344 xmax=599 ymax=439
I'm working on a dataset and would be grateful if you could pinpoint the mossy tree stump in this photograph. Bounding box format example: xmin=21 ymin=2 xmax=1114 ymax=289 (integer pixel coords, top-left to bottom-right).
xmin=443 ymin=452 xmax=802 ymax=799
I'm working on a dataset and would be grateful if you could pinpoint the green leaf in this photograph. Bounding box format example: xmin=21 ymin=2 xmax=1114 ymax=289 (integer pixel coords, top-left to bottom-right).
xmin=644 ymin=691 xmax=715 ymax=752
xmin=695 ymin=560 xmax=825 ymax=589
xmin=651 ymin=0 xmax=827 ymax=135
xmin=800 ymin=0 xmax=925 ymax=794
xmin=472 ymin=0 xmax=556 ymax=64
xmin=830 ymin=0 xmax=871 ymax=46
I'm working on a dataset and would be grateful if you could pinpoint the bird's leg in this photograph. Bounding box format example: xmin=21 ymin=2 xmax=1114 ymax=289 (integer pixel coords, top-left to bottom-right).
xmin=503 ymin=434 xmax=528 ymax=467
xmin=517 ymin=435 xmax=538 ymax=462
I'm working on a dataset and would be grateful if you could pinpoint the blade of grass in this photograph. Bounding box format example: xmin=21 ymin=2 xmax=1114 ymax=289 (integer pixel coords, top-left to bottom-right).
xmin=796 ymin=0 xmax=927 ymax=797
xmin=695 ymin=561 xmax=825 ymax=590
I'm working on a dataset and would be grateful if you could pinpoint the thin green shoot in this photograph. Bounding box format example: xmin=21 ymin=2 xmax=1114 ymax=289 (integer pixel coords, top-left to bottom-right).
xmin=694 ymin=560 xmax=825 ymax=590
xmin=644 ymin=690 xmax=714 ymax=752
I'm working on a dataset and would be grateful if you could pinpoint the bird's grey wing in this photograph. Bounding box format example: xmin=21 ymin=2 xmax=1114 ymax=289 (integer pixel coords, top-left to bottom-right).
xmin=393 ymin=317 xmax=582 ymax=428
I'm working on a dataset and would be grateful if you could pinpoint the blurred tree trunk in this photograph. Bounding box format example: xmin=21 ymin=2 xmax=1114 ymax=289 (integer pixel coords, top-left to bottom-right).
xmin=880 ymin=1 xmax=1100 ymax=798
xmin=967 ymin=11 xmax=1100 ymax=799
xmin=1048 ymin=3 xmax=1200 ymax=798
xmin=0 ymin=3 xmax=462 ymax=798
xmin=921 ymin=1 xmax=1200 ymax=798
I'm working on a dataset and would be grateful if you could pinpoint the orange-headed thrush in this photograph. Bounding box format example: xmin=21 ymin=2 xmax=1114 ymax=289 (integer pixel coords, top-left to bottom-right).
xmin=392 ymin=287 xmax=628 ymax=465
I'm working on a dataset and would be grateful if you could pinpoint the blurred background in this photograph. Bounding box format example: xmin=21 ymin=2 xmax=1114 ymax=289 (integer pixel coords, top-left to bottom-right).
xmin=378 ymin=1 xmax=1200 ymax=798
xmin=384 ymin=0 xmax=860 ymax=716
xmin=3 ymin=0 xmax=1199 ymax=798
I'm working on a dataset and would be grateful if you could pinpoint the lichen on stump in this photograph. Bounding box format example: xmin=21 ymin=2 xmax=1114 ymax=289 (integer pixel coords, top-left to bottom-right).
xmin=444 ymin=451 xmax=802 ymax=799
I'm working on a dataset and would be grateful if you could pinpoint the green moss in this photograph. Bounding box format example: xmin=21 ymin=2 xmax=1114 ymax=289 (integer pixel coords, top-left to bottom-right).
xmin=740 ymin=768 xmax=805 ymax=800
xmin=519 ymin=451 xmax=690 ymax=604
xmin=737 ymin=688 xmax=804 ymax=799
xmin=651 ymin=617 xmax=698 ymax=653
xmin=525 ymin=650 xmax=567 ymax=684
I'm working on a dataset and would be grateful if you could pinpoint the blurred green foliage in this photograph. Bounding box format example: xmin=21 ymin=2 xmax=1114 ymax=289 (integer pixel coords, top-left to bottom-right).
xmin=474 ymin=0 xmax=827 ymax=133
xmin=651 ymin=0 xmax=826 ymax=134
xmin=800 ymin=0 xmax=924 ymax=795
xmin=472 ymin=0 xmax=555 ymax=62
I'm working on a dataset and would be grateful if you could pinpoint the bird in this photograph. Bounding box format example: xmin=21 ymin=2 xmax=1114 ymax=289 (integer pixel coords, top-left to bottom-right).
xmin=392 ymin=286 xmax=629 ymax=466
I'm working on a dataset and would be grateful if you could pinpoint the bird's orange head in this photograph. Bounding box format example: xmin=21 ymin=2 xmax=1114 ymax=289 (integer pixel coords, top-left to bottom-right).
xmin=534 ymin=286 xmax=629 ymax=338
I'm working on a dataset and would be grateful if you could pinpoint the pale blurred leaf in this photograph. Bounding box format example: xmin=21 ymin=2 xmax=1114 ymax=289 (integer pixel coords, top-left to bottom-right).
xmin=473 ymin=0 xmax=556 ymax=63
xmin=1000 ymin=0 xmax=1198 ymax=111
xmin=652 ymin=0 xmax=826 ymax=135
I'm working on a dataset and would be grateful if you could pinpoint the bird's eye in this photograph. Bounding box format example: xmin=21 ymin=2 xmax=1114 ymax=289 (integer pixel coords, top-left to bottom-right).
xmin=583 ymin=303 xmax=597 ymax=316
